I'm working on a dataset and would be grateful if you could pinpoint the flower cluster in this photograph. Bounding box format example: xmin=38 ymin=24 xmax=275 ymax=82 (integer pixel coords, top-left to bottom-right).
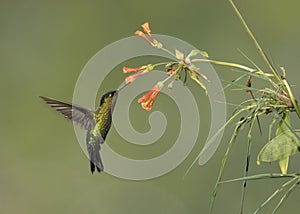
xmin=122 ymin=22 xmax=209 ymax=111
xmin=122 ymin=63 xmax=163 ymax=111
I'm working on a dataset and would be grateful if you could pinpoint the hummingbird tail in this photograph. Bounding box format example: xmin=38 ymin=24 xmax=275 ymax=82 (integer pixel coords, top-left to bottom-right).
xmin=90 ymin=151 xmax=103 ymax=173
xmin=88 ymin=143 xmax=103 ymax=173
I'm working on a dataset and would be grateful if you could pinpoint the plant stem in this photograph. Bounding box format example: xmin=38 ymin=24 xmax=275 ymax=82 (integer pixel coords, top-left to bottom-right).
xmin=192 ymin=59 xmax=256 ymax=72
xmin=228 ymin=0 xmax=282 ymax=83
xmin=282 ymin=79 xmax=300 ymax=118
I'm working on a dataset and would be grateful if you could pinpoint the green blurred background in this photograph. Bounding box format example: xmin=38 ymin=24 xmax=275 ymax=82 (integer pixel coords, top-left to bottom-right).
xmin=1 ymin=0 xmax=300 ymax=213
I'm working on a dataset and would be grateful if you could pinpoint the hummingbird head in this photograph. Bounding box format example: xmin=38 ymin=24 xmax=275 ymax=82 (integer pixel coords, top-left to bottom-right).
xmin=99 ymin=90 xmax=118 ymax=112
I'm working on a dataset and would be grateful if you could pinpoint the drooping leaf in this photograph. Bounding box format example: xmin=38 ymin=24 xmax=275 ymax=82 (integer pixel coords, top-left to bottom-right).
xmin=189 ymin=70 xmax=207 ymax=92
xmin=200 ymin=50 xmax=209 ymax=58
xmin=257 ymin=112 xmax=300 ymax=174
xmin=257 ymin=130 xmax=300 ymax=174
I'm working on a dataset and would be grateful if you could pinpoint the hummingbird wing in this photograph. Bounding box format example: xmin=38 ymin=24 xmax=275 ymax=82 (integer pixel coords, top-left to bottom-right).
xmin=39 ymin=96 xmax=95 ymax=130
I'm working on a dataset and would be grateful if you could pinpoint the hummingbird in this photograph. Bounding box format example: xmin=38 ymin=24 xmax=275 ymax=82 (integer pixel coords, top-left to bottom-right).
xmin=39 ymin=90 xmax=120 ymax=174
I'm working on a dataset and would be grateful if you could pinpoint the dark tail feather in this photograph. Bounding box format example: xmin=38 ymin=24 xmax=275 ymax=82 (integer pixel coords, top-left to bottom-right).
xmin=90 ymin=160 xmax=95 ymax=173
xmin=90 ymin=158 xmax=103 ymax=173
xmin=88 ymin=143 xmax=103 ymax=174
xmin=94 ymin=150 xmax=103 ymax=172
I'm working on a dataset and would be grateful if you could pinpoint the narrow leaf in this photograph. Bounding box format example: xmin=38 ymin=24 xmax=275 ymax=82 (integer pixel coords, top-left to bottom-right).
xmin=186 ymin=49 xmax=209 ymax=58
xmin=189 ymin=70 xmax=207 ymax=92
xmin=200 ymin=50 xmax=209 ymax=58
xmin=278 ymin=157 xmax=289 ymax=174
xmin=175 ymin=49 xmax=184 ymax=60
xmin=186 ymin=49 xmax=201 ymax=58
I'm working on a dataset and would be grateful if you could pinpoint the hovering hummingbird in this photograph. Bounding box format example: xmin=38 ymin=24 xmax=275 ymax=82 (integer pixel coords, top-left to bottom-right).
xmin=40 ymin=89 xmax=122 ymax=174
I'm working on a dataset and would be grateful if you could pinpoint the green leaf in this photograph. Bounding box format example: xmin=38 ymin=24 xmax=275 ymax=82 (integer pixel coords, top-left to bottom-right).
xmin=278 ymin=157 xmax=289 ymax=175
xmin=257 ymin=130 xmax=300 ymax=168
xmin=189 ymin=70 xmax=207 ymax=92
xmin=187 ymin=49 xmax=201 ymax=58
xmin=186 ymin=49 xmax=209 ymax=58
xmin=200 ymin=50 xmax=209 ymax=58
xmin=175 ymin=49 xmax=184 ymax=60
xmin=258 ymin=113 xmax=299 ymax=174
xmin=188 ymin=65 xmax=209 ymax=81
xmin=276 ymin=113 xmax=291 ymax=136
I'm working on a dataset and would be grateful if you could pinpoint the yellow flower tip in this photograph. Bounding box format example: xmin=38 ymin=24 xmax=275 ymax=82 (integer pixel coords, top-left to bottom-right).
xmin=141 ymin=102 xmax=152 ymax=111
xmin=141 ymin=22 xmax=151 ymax=35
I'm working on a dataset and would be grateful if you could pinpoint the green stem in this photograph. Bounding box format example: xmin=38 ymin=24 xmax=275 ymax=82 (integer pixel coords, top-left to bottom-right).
xmin=282 ymin=79 xmax=300 ymax=118
xmin=228 ymin=0 xmax=282 ymax=83
xmin=184 ymin=108 xmax=245 ymax=179
xmin=152 ymin=61 xmax=176 ymax=68
xmin=161 ymin=47 xmax=176 ymax=58
xmin=272 ymin=178 xmax=300 ymax=214
xmin=219 ymin=173 xmax=300 ymax=184
xmin=192 ymin=58 xmax=256 ymax=72
xmin=192 ymin=58 xmax=277 ymax=87
xmin=254 ymin=177 xmax=299 ymax=214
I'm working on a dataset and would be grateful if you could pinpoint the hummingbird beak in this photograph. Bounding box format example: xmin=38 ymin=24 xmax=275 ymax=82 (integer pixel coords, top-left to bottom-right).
xmin=117 ymin=82 xmax=129 ymax=92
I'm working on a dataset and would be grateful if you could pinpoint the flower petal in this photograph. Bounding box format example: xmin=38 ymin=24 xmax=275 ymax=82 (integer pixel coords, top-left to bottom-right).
xmin=141 ymin=22 xmax=151 ymax=35
xmin=135 ymin=30 xmax=155 ymax=47
xmin=125 ymin=70 xmax=149 ymax=84
xmin=138 ymin=82 xmax=163 ymax=111
xmin=123 ymin=66 xmax=144 ymax=73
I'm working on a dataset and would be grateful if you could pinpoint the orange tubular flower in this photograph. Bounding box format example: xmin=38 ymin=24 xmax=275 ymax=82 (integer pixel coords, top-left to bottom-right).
xmin=141 ymin=22 xmax=157 ymax=43
xmin=135 ymin=22 xmax=159 ymax=47
xmin=123 ymin=66 xmax=145 ymax=73
xmin=138 ymin=82 xmax=163 ymax=111
xmin=125 ymin=69 xmax=149 ymax=84
xmin=135 ymin=30 xmax=154 ymax=46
